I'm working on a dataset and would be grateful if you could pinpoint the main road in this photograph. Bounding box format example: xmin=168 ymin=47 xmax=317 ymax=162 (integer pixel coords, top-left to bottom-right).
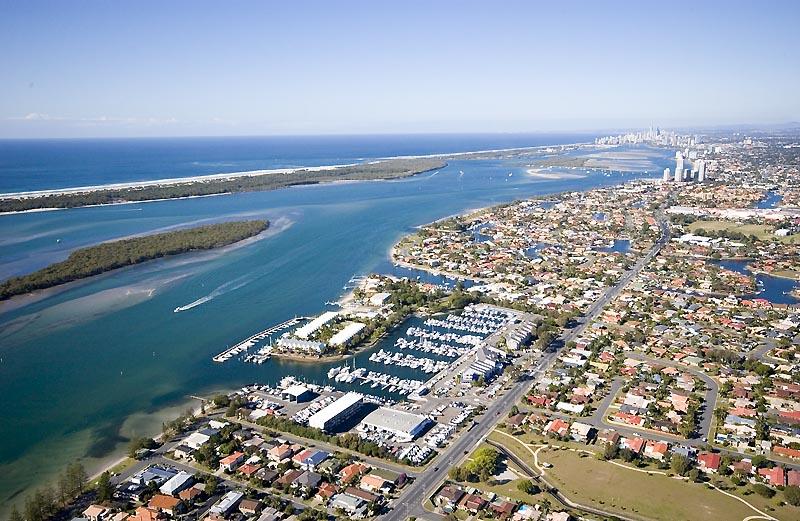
xmin=381 ymin=217 xmax=670 ymax=520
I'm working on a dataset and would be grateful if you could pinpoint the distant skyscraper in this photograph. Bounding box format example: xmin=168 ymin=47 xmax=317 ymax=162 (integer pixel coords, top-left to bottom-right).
xmin=696 ymin=159 xmax=706 ymax=182
xmin=675 ymin=152 xmax=685 ymax=182
xmin=663 ymin=167 xmax=671 ymax=182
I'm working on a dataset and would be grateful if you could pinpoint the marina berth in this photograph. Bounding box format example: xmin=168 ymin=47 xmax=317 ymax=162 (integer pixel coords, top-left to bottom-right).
xmin=211 ymin=316 xmax=307 ymax=363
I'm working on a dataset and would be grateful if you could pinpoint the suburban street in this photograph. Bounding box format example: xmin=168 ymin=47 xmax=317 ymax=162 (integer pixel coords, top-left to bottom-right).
xmin=380 ymin=217 xmax=670 ymax=520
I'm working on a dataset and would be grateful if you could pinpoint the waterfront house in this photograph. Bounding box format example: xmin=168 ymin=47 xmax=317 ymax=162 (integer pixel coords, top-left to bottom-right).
xmin=171 ymin=444 xmax=194 ymax=460
xmin=82 ymin=505 xmax=110 ymax=521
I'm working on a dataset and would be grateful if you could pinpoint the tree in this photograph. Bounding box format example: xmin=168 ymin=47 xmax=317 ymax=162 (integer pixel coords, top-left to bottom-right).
xmin=204 ymin=475 xmax=219 ymax=496
xmin=713 ymin=406 xmax=729 ymax=426
xmin=752 ymin=483 xmax=775 ymax=498
xmin=128 ymin=437 xmax=158 ymax=458
xmin=8 ymin=506 xmax=23 ymax=521
xmin=65 ymin=461 xmax=88 ymax=495
xmin=464 ymin=447 xmax=500 ymax=481
xmin=601 ymin=443 xmax=618 ymax=461
xmin=784 ymin=485 xmax=800 ymax=506
xmin=751 ymin=455 xmax=771 ymax=469
xmin=619 ymin=448 xmax=637 ymax=463
xmin=96 ymin=471 xmax=113 ymax=503
xmin=517 ymin=479 xmax=540 ymax=495
xmin=670 ymin=455 xmax=691 ymax=476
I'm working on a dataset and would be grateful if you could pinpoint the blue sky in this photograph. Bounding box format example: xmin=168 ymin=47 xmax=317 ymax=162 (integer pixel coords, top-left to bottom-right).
xmin=1 ymin=0 xmax=798 ymax=137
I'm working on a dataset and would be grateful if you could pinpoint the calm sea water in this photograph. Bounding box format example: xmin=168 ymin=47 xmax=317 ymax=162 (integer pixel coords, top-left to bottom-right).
xmin=0 ymin=134 xmax=671 ymax=511
xmin=0 ymin=133 xmax=598 ymax=193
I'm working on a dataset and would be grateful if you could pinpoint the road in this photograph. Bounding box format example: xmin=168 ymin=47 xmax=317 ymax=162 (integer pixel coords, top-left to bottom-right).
xmin=380 ymin=217 xmax=670 ymax=521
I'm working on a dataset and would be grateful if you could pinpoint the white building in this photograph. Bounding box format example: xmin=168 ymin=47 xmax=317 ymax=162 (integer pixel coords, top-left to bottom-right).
xmin=277 ymin=337 xmax=325 ymax=353
xmin=209 ymin=491 xmax=244 ymax=516
xmin=159 ymin=470 xmax=194 ymax=496
xmin=308 ymin=392 xmax=364 ymax=432
xmin=295 ymin=311 xmax=339 ymax=339
xmin=329 ymin=322 xmax=366 ymax=347
xmin=358 ymin=407 xmax=432 ymax=442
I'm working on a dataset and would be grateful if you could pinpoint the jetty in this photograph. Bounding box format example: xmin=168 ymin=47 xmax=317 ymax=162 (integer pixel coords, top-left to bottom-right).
xmin=212 ymin=316 xmax=309 ymax=363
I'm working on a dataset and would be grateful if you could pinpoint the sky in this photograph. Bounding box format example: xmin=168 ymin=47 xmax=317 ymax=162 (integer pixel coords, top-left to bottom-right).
xmin=1 ymin=0 xmax=799 ymax=138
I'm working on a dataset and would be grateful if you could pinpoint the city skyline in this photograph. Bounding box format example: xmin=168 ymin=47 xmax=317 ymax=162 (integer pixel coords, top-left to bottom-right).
xmin=1 ymin=0 xmax=799 ymax=138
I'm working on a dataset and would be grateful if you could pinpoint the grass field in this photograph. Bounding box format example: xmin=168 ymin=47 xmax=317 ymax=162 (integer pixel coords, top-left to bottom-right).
xmin=543 ymin=447 xmax=759 ymax=521
xmin=688 ymin=220 xmax=800 ymax=244
xmin=489 ymin=430 xmax=798 ymax=521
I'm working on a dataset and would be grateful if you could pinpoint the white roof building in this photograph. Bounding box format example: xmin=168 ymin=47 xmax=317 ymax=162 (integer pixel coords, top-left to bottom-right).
xmin=295 ymin=311 xmax=339 ymax=339
xmin=358 ymin=407 xmax=432 ymax=442
xmin=184 ymin=431 xmax=212 ymax=450
xmin=329 ymin=322 xmax=366 ymax=346
xmin=159 ymin=470 xmax=194 ymax=496
xmin=210 ymin=491 xmax=243 ymax=515
xmin=369 ymin=292 xmax=391 ymax=306
xmin=308 ymin=392 xmax=364 ymax=432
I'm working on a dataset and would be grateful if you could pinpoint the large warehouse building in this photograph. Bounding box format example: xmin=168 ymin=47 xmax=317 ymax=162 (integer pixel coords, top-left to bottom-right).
xmin=357 ymin=407 xmax=432 ymax=442
xmin=308 ymin=392 xmax=364 ymax=432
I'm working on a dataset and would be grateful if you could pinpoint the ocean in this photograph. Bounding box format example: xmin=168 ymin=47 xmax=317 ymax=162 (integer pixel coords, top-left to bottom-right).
xmin=0 ymin=133 xmax=671 ymax=512
xmin=0 ymin=133 xmax=598 ymax=193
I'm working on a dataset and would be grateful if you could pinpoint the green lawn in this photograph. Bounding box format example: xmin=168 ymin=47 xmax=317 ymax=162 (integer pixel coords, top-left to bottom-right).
xmin=544 ymin=447 xmax=799 ymax=521
xmin=688 ymin=220 xmax=800 ymax=244
xmin=489 ymin=430 xmax=798 ymax=521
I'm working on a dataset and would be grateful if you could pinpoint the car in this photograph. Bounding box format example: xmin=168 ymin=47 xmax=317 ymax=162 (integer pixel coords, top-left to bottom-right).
xmin=433 ymin=466 xmax=439 ymax=471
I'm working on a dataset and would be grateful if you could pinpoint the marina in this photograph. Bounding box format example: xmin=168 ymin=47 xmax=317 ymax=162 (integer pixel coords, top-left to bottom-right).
xmin=368 ymin=349 xmax=450 ymax=374
xmin=327 ymin=364 xmax=425 ymax=395
xmin=212 ymin=316 xmax=309 ymax=363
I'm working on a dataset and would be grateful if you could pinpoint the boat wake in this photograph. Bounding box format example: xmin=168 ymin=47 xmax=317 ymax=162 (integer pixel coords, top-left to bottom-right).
xmin=173 ymin=274 xmax=255 ymax=313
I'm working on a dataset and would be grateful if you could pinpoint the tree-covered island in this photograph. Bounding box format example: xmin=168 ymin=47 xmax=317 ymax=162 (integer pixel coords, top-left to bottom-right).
xmin=0 ymin=157 xmax=446 ymax=213
xmin=0 ymin=219 xmax=269 ymax=300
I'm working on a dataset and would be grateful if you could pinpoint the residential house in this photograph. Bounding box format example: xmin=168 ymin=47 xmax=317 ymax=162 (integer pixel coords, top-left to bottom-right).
xmin=219 ymin=451 xmax=245 ymax=472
